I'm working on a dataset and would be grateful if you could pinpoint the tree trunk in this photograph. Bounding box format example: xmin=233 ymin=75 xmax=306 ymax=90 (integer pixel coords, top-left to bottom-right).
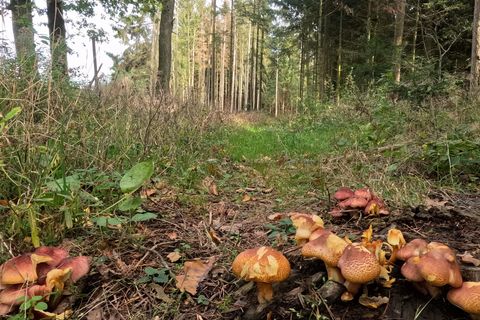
xmin=411 ymin=0 xmax=420 ymax=73
xmin=336 ymin=8 xmax=343 ymax=105
xmin=471 ymin=0 xmax=480 ymax=93
xmin=393 ymin=0 xmax=406 ymax=84
xmin=9 ymin=0 xmax=37 ymax=75
xmin=229 ymin=0 xmax=236 ymax=113
xmin=47 ymin=0 xmax=68 ymax=80
xmin=299 ymin=37 xmax=305 ymax=106
xmin=157 ymin=0 xmax=175 ymax=95
xmin=211 ymin=0 xmax=217 ymax=109
xmin=316 ymin=0 xmax=324 ymax=99
xmin=275 ymin=67 xmax=279 ymax=117
xmin=256 ymin=28 xmax=264 ymax=111
xmin=219 ymin=16 xmax=226 ymax=111
xmin=150 ymin=10 xmax=161 ymax=94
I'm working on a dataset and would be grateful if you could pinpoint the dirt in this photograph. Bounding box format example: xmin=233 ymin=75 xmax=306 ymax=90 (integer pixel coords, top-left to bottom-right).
xmin=73 ymin=190 xmax=480 ymax=320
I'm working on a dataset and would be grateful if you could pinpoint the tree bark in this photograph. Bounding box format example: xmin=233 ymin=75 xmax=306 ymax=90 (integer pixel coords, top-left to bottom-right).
xmin=471 ymin=0 xmax=480 ymax=93
xmin=150 ymin=10 xmax=161 ymax=94
xmin=211 ymin=0 xmax=217 ymax=109
xmin=393 ymin=0 xmax=406 ymax=84
xmin=336 ymin=8 xmax=343 ymax=105
xmin=47 ymin=0 xmax=68 ymax=80
xmin=316 ymin=0 xmax=324 ymax=99
xmin=220 ymin=15 xmax=226 ymax=111
xmin=9 ymin=0 xmax=37 ymax=75
xmin=229 ymin=0 xmax=236 ymax=113
xmin=157 ymin=0 xmax=175 ymax=95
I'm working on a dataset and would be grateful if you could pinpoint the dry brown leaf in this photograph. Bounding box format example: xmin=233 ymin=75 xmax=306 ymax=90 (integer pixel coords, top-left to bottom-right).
xmin=151 ymin=283 xmax=174 ymax=303
xmin=459 ymin=252 xmax=480 ymax=267
xmin=359 ymin=293 xmax=389 ymax=309
xmin=208 ymin=228 xmax=222 ymax=245
xmin=202 ymin=177 xmax=219 ymax=196
xmin=141 ymin=188 xmax=157 ymax=198
xmin=0 ymin=200 xmax=8 ymax=207
xmin=263 ymin=188 xmax=274 ymax=194
xmin=166 ymin=232 xmax=178 ymax=240
xmin=175 ymin=257 xmax=217 ymax=295
xmin=424 ymin=198 xmax=453 ymax=210
xmin=267 ymin=213 xmax=284 ymax=221
xmin=167 ymin=251 xmax=182 ymax=262
xmin=86 ymin=306 xmax=104 ymax=320
xmin=242 ymin=194 xmax=252 ymax=202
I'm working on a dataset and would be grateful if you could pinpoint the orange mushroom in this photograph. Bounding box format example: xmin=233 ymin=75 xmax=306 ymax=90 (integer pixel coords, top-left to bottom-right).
xmin=447 ymin=282 xmax=480 ymax=319
xmin=0 ymin=284 xmax=49 ymax=305
xmin=334 ymin=187 xmax=354 ymax=201
xmin=302 ymin=230 xmax=348 ymax=283
xmin=232 ymin=247 xmax=291 ymax=304
xmin=0 ymin=253 xmax=52 ymax=285
xmin=337 ymin=243 xmax=381 ymax=301
xmin=289 ymin=213 xmax=324 ymax=245
xmin=396 ymin=238 xmax=428 ymax=261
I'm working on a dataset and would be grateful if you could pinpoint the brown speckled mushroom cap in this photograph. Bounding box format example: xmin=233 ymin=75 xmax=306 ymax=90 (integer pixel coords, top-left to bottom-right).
xmin=417 ymin=243 xmax=463 ymax=288
xmin=447 ymin=282 xmax=480 ymax=316
xmin=338 ymin=244 xmax=381 ymax=283
xmin=232 ymin=247 xmax=291 ymax=284
xmin=0 ymin=254 xmax=52 ymax=285
xmin=396 ymin=239 xmax=428 ymax=261
xmin=289 ymin=213 xmax=324 ymax=244
xmin=302 ymin=231 xmax=348 ymax=267
xmin=334 ymin=187 xmax=354 ymax=201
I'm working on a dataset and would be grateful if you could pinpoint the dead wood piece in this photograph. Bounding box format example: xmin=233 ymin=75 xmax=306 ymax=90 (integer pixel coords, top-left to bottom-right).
xmin=461 ymin=265 xmax=480 ymax=282
xmin=317 ymin=280 xmax=345 ymax=304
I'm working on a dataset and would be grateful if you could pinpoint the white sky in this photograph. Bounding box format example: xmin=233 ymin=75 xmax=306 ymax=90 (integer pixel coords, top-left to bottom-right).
xmin=0 ymin=0 xmax=126 ymax=82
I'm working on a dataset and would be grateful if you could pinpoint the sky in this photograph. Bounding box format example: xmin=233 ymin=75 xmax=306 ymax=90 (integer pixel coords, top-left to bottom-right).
xmin=0 ymin=0 xmax=127 ymax=82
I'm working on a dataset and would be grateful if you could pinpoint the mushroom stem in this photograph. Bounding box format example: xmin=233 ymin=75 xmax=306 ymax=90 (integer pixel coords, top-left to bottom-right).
xmin=341 ymin=281 xmax=361 ymax=301
xmin=256 ymin=282 xmax=273 ymax=304
xmin=325 ymin=265 xmax=344 ymax=283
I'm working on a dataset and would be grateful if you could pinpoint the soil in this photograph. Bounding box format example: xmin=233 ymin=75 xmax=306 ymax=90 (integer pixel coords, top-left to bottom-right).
xmin=75 ymin=189 xmax=480 ymax=320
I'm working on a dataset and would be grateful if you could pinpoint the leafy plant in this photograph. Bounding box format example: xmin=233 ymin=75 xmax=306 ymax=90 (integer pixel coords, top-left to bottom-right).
xmin=137 ymin=267 xmax=170 ymax=285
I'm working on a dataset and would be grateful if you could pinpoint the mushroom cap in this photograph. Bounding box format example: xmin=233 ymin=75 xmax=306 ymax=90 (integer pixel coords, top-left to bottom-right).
xmin=232 ymin=247 xmax=291 ymax=284
xmin=309 ymin=228 xmax=332 ymax=241
xmin=401 ymin=257 xmax=424 ymax=282
xmin=338 ymin=197 xmax=368 ymax=209
xmin=354 ymin=188 xmax=373 ymax=201
xmin=302 ymin=231 xmax=348 ymax=266
xmin=396 ymin=239 xmax=428 ymax=261
xmin=0 ymin=254 xmax=52 ymax=285
xmin=447 ymin=282 xmax=480 ymax=315
xmin=0 ymin=284 xmax=49 ymax=305
xmin=0 ymin=303 xmax=13 ymax=316
xmin=289 ymin=213 xmax=324 ymax=243
xmin=34 ymin=247 xmax=69 ymax=267
xmin=57 ymin=256 xmax=91 ymax=283
xmin=387 ymin=229 xmax=406 ymax=247
xmin=334 ymin=187 xmax=354 ymax=201
xmin=417 ymin=244 xmax=462 ymax=288
xmin=338 ymin=244 xmax=381 ymax=283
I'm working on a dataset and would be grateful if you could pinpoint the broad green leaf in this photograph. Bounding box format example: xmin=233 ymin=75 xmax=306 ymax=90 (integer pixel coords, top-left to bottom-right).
xmin=144 ymin=267 xmax=161 ymax=276
xmin=3 ymin=107 xmax=22 ymax=122
xmin=95 ymin=216 xmax=107 ymax=227
xmin=153 ymin=269 xmax=169 ymax=284
xmin=107 ymin=217 xmax=125 ymax=225
xmin=34 ymin=301 xmax=48 ymax=311
xmin=46 ymin=175 xmax=81 ymax=192
xmin=118 ymin=196 xmax=143 ymax=212
xmin=28 ymin=207 xmax=40 ymax=248
xmin=120 ymin=161 xmax=154 ymax=193
xmin=131 ymin=212 xmax=157 ymax=222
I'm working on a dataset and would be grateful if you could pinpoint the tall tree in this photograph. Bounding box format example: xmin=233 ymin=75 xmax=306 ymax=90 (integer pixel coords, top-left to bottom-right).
xmin=47 ymin=0 xmax=68 ymax=80
xmin=157 ymin=0 xmax=175 ymax=94
xmin=8 ymin=0 xmax=37 ymax=74
xmin=472 ymin=0 xmax=480 ymax=93
xmin=393 ymin=0 xmax=406 ymax=83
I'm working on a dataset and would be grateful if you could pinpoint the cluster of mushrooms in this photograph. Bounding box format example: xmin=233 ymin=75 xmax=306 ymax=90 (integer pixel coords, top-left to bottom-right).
xmin=232 ymin=212 xmax=480 ymax=319
xmin=330 ymin=187 xmax=389 ymax=217
xmin=0 ymin=246 xmax=90 ymax=318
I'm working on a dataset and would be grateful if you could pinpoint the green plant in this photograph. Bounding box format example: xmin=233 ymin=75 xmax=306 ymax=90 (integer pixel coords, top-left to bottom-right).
xmin=8 ymin=295 xmax=48 ymax=320
xmin=137 ymin=267 xmax=170 ymax=285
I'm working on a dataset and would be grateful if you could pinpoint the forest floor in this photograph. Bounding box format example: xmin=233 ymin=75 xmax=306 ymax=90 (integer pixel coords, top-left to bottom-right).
xmin=62 ymin=113 xmax=480 ymax=320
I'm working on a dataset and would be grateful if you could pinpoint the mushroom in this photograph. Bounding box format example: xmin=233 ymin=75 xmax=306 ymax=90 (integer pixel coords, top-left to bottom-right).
xmin=354 ymin=188 xmax=373 ymax=201
xmin=302 ymin=230 xmax=348 ymax=283
xmin=232 ymin=246 xmax=291 ymax=304
xmin=396 ymin=238 xmax=428 ymax=261
xmin=0 ymin=304 xmax=13 ymax=316
xmin=337 ymin=243 xmax=381 ymax=301
xmin=0 ymin=253 xmax=52 ymax=285
xmin=364 ymin=196 xmax=389 ymax=215
xmin=0 ymin=284 xmax=49 ymax=305
xmin=334 ymin=187 xmax=354 ymax=201
xmin=447 ymin=282 xmax=480 ymax=319
xmin=289 ymin=213 xmax=324 ymax=245
xmin=57 ymin=256 xmax=91 ymax=283
xmin=338 ymin=197 xmax=368 ymax=210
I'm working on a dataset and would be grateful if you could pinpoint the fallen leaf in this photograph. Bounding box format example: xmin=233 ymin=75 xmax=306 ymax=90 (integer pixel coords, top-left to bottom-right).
xmin=151 ymin=283 xmax=174 ymax=303
xmin=209 ymin=183 xmax=218 ymax=196
xmin=267 ymin=213 xmax=284 ymax=221
xmin=359 ymin=293 xmax=389 ymax=309
xmin=262 ymin=188 xmax=274 ymax=194
xmin=86 ymin=306 xmax=104 ymax=320
xmin=0 ymin=200 xmax=8 ymax=207
xmin=424 ymin=198 xmax=453 ymax=210
xmin=167 ymin=251 xmax=182 ymax=263
xmin=208 ymin=228 xmax=222 ymax=245
xmin=459 ymin=252 xmax=480 ymax=267
xmin=202 ymin=177 xmax=219 ymax=196
xmin=141 ymin=188 xmax=157 ymax=198
xmin=175 ymin=257 xmax=217 ymax=295
xmin=166 ymin=232 xmax=178 ymax=240
xmin=242 ymin=194 xmax=251 ymax=202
